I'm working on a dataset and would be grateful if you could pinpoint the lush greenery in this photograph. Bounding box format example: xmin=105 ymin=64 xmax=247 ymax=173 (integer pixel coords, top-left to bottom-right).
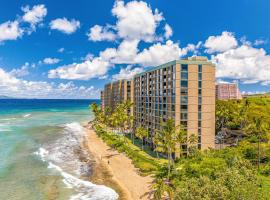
xmin=91 ymin=97 xmax=270 ymax=199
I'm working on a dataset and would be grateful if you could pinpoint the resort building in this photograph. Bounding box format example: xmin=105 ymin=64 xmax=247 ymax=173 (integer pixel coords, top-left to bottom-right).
xmin=134 ymin=56 xmax=215 ymax=151
xmin=102 ymin=79 xmax=134 ymax=113
xmin=216 ymin=82 xmax=242 ymax=100
xmin=101 ymin=56 xmax=216 ymax=151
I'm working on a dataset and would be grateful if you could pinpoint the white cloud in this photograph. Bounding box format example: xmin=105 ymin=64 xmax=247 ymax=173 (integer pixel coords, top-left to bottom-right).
xmin=111 ymin=0 xmax=163 ymax=42
xmin=50 ymin=18 xmax=80 ymax=34
xmin=134 ymin=40 xmax=184 ymax=66
xmin=58 ymin=47 xmax=65 ymax=53
xmin=48 ymin=57 xmax=111 ymax=80
xmin=164 ymin=24 xmax=172 ymax=39
xmin=22 ymin=4 xmax=47 ymax=29
xmin=205 ymin=31 xmax=238 ymax=53
xmin=87 ymin=25 xmax=117 ymax=42
xmin=0 ymin=21 xmax=23 ymax=42
xmin=254 ymin=39 xmax=267 ymax=46
xmin=42 ymin=57 xmax=61 ymax=65
xmin=0 ymin=67 xmax=99 ymax=99
xmin=9 ymin=62 xmax=29 ymax=77
xmin=214 ymin=44 xmax=270 ymax=85
xmin=112 ymin=65 xmax=143 ymax=80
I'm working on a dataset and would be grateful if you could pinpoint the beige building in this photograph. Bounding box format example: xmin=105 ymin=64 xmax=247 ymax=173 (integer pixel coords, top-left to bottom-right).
xmin=134 ymin=57 xmax=215 ymax=151
xmin=101 ymin=56 xmax=216 ymax=151
xmin=102 ymin=79 xmax=134 ymax=113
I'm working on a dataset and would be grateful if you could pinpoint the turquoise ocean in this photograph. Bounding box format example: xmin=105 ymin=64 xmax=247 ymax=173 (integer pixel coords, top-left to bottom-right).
xmin=0 ymin=99 xmax=118 ymax=200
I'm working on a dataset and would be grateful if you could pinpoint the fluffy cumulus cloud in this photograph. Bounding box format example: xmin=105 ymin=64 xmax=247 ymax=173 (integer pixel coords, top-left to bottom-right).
xmin=0 ymin=21 xmax=23 ymax=42
xmin=134 ymin=40 xmax=183 ymax=66
xmin=0 ymin=4 xmax=47 ymax=43
xmin=9 ymin=62 xmax=29 ymax=77
xmin=205 ymin=31 xmax=238 ymax=53
xmin=213 ymin=44 xmax=270 ymax=85
xmin=21 ymin=4 xmax=47 ymax=29
xmin=112 ymin=65 xmax=144 ymax=80
xmin=50 ymin=18 xmax=80 ymax=34
xmin=111 ymin=0 xmax=163 ymax=42
xmin=87 ymin=25 xmax=117 ymax=42
xmin=48 ymin=57 xmax=111 ymax=80
xmin=0 ymin=67 xmax=99 ymax=98
xmin=41 ymin=57 xmax=61 ymax=65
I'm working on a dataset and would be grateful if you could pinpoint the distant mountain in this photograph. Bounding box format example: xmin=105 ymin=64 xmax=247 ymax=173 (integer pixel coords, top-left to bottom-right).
xmin=0 ymin=95 xmax=15 ymax=99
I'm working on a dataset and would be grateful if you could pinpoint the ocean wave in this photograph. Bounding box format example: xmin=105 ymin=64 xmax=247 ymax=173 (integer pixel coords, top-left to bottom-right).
xmin=0 ymin=117 xmax=17 ymax=121
xmin=0 ymin=124 xmax=11 ymax=132
xmin=23 ymin=114 xmax=31 ymax=118
xmin=48 ymin=162 xmax=118 ymax=200
xmin=34 ymin=122 xmax=118 ymax=200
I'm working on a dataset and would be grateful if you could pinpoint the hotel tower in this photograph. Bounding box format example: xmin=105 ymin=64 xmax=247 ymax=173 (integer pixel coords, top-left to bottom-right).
xmin=101 ymin=56 xmax=216 ymax=151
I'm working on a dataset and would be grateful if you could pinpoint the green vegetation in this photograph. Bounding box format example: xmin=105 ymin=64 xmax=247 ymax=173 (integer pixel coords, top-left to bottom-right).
xmin=91 ymin=97 xmax=270 ymax=199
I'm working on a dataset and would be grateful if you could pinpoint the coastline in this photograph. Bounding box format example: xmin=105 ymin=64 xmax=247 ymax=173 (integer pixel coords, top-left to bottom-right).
xmin=83 ymin=125 xmax=153 ymax=200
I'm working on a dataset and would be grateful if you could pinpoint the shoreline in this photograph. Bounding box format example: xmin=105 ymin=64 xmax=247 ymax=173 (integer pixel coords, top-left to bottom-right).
xmin=83 ymin=125 xmax=153 ymax=200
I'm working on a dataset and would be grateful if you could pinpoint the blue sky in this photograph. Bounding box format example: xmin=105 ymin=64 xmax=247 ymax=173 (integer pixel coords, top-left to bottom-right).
xmin=0 ymin=0 xmax=270 ymax=98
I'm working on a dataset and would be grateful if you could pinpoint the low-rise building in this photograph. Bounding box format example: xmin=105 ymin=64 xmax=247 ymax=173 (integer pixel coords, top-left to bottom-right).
xmin=216 ymin=82 xmax=242 ymax=100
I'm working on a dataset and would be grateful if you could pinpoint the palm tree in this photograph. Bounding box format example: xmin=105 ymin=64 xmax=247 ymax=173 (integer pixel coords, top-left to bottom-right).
xmin=152 ymin=178 xmax=174 ymax=200
xmin=136 ymin=127 xmax=148 ymax=150
xmin=245 ymin=116 xmax=267 ymax=170
xmin=153 ymin=118 xmax=187 ymax=179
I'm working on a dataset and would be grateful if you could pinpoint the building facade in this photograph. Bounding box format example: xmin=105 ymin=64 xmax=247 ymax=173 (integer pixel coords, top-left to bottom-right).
xmin=216 ymin=82 xmax=242 ymax=100
xmin=101 ymin=56 xmax=216 ymax=151
xmin=102 ymin=79 xmax=134 ymax=112
xmin=134 ymin=57 xmax=215 ymax=151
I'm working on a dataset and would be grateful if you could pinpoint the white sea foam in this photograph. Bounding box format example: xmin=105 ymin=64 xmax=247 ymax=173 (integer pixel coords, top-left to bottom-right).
xmin=23 ymin=114 xmax=31 ymax=118
xmin=0 ymin=118 xmax=17 ymax=121
xmin=34 ymin=122 xmax=118 ymax=200
xmin=0 ymin=124 xmax=11 ymax=132
xmin=34 ymin=147 xmax=49 ymax=162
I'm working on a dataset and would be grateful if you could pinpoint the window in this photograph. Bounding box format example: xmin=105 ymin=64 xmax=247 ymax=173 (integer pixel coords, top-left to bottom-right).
xmin=198 ymin=121 xmax=202 ymax=128
xmin=172 ymin=104 xmax=175 ymax=111
xmin=181 ymin=113 xmax=188 ymax=120
xmin=181 ymin=96 xmax=188 ymax=104
xmin=181 ymin=121 xmax=188 ymax=127
xmin=181 ymin=64 xmax=188 ymax=72
xmin=198 ymin=112 xmax=202 ymax=120
xmin=198 ymin=105 xmax=202 ymax=112
xmin=181 ymin=80 xmax=188 ymax=87
xmin=198 ymin=73 xmax=202 ymax=81
xmin=198 ymin=64 xmax=202 ymax=73
xmin=198 ymin=81 xmax=202 ymax=88
xmin=198 ymin=96 xmax=202 ymax=105
xmin=181 ymin=88 xmax=188 ymax=95
xmin=181 ymin=105 xmax=188 ymax=111
xmin=198 ymin=89 xmax=202 ymax=95
xmin=181 ymin=72 xmax=188 ymax=80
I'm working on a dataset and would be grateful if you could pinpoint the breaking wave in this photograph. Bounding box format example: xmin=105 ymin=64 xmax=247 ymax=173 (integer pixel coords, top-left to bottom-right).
xmin=34 ymin=122 xmax=118 ymax=200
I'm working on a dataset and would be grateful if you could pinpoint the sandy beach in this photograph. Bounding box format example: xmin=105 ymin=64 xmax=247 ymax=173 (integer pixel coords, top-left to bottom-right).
xmin=84 ymin=126 xmax=153 ymax=200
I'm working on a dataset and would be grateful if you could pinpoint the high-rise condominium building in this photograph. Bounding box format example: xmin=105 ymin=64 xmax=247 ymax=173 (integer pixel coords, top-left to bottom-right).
xmin=102 ymin=79 xmax=134 ymax=113
xmin=134 ymin=56 xmax=215 ymax=151
xmin=216 ymin=82 xmax=242 ymax=100
xmin=101 ymin=56 xmax=216 ymax=151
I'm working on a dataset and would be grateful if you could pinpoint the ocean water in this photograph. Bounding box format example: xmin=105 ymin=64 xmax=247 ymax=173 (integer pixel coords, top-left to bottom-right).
xmin=0 ymin=99 xmax=118 ymax=200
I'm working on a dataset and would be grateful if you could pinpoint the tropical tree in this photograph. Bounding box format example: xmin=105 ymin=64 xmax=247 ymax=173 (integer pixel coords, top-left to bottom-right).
xmin=244 ymin=116 xmax=268 ymax=170
xmin=135 ymin=126 xmax=148 ymax=149
xmin=153 ymin=118 xmax=188 ymax=179
xmin=152 ymin=178 xmax=174 ymax=200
